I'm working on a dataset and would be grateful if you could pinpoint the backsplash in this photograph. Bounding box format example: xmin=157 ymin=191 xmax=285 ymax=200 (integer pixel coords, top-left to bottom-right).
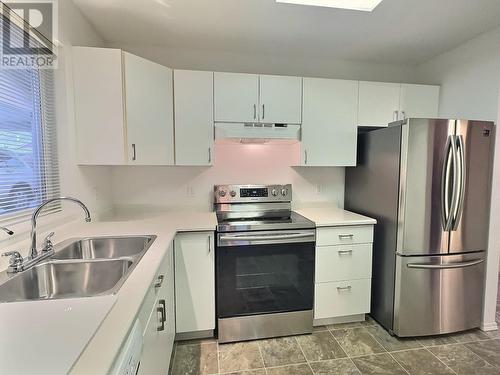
xmin=109 ymin=143 xmax=345 ymax=211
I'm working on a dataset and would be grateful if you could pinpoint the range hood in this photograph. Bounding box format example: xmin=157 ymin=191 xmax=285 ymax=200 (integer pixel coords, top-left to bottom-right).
xmin=215 ymin=123 xmax=301 ymax=144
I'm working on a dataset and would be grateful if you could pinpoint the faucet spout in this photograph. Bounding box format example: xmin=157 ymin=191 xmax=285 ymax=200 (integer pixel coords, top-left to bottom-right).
xmin=30 ymin=197 xmax=91 ymax=259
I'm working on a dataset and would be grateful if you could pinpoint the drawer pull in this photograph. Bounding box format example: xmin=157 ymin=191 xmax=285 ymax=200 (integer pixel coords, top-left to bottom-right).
xmin=338 ymin=234 xmax=354 ymax=239
xmin=337 ymin=286 xmax=352 ymax=292
xmin=338 ymin=250 xmax=353 ymax=255
xmin=154 ymin=275 xmax=164 ymax=289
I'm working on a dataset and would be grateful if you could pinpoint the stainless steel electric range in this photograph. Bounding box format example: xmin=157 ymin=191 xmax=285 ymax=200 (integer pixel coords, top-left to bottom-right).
xmin=214 ymin=184 xmax=316 ymax=343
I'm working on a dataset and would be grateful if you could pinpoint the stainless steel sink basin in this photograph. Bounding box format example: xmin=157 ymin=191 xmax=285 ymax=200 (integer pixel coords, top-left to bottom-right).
xmin=51 ymin=236 xmax=155 ymax=260
xmin=0 ymin=234 xmax=157 ymax=303
xmin=0 ymin=259 xmax=133 ymax=303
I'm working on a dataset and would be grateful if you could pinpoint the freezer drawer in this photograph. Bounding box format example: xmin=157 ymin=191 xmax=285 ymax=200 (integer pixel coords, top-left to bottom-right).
xmin=394 ymin=252 xmax=485 ymax=337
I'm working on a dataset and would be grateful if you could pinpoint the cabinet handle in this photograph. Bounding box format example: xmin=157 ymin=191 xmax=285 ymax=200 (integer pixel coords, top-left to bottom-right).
xmin=338 ymin=234 xmax=354 ymax=239
xmin=208 ymin=147 xmax=212 ymax=163
xmin=262 ymin=104 xmax=265 ymax=120
xmin=132 ymin=143 xmax=137 ymax=161
xmin=304 ymin=150 xmax=308 ymax=165
xmin=393 ymin=111 xmax=398 ymax=122
xmin=253 ymin=104 xmax=257 ymax=120
xmin=157 ymin=299 xmax=166 ymax=331
xmin=401 ymin=111 xmax=406 ymax=120
xmin=208 ymin=236 xmax=212 ymax=254
xmin=154 ymin=274 xmax=164 ymax=289
xmin=338 ymin=250 xmax=353 ymax=255
xmin=337 ymin=286 xmax=352 ymax=292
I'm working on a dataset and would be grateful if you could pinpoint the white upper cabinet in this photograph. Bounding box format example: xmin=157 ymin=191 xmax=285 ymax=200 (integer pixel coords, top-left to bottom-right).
xmin=259 ymin=75 xmax=302 ymax=124
xmin=123 ymin=52 xmax=174 ymax=165
xmin=399 ymin=84 xmax=440 ymax=119
xmin=72 ymin=47 xmax=174 ymax=165
xmin=214 ymin=72 xmax=259 ymax=123
xmin=174 ymin=70 xmax=214 ymax=166
xmin=301 ymin=78 xmax=358 ymax=166
xmin=73 ymin=47 xmax=126 ymax=165
xmin=214 ymin=72 xmax=302 ymax=124
xmin=358 ymin=81 xmax=401 ymax=127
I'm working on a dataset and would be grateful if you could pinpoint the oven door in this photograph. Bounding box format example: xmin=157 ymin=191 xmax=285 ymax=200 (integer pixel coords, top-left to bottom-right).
xmin=216 ymin=229 xmax=315 ymax=319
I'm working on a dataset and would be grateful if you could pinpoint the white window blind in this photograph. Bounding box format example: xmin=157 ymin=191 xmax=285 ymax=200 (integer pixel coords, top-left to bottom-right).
xmin=0 ymin=7 xmax=60 ymax=225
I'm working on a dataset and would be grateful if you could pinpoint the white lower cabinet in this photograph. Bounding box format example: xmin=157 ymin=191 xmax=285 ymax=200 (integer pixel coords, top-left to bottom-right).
xmin=139 ymin=244 xmax=175 ymax=375
xmin=174 ymin=232 xmax=215 ymax=334
xmin=314 ymin=225 xmax=374 ymax=322
xmin=315 ymin=279 xmax=371 ymax=319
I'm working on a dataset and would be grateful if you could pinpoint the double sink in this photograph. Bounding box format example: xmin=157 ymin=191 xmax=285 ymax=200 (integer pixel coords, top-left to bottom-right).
xmin=0 ymin=235 xmax=156 ymax=303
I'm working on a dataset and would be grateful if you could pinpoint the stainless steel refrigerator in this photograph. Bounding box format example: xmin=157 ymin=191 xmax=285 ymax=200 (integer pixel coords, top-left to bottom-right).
xmin=345 ymin=118 xmax=495 ymax=337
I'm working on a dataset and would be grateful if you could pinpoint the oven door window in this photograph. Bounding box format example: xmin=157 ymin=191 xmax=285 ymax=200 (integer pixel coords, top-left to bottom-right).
xmin=217 ymin=242 xmax=315 ymax=318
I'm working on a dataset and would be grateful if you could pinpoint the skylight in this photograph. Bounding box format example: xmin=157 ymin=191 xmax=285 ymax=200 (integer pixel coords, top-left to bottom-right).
xmin=276 ymin=0 xmax=384 ymax=12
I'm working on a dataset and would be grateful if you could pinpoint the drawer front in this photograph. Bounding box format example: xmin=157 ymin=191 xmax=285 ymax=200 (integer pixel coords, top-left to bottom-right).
xmin=317 ymin=225 xmax=373 ymax=246
xmin=316 ymin=244 xmax=373 ymax=283
xmin=314 ymin=279 xmax=371 ymax=320
xmin=137 ymin=255 xmax=168 ymax=335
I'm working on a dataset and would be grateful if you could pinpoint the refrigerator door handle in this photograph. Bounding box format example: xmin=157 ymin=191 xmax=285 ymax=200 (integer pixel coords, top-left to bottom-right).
xmin=452 ymin=135 xmax=466 ymax=230
xmin=441 ymin=135 xmax=458 ymax=231
xmin=447 ymin=135 xmax=460 ymax=231
xmin=407 ymin=258 xmax=484 ymax=270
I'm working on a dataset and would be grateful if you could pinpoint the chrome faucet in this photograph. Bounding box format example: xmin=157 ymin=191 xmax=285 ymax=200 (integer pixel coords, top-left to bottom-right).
xmin=0 ymin=226 xmax=14 ymax=236
xmin=30 ymin=197 xmax=91 ymax=259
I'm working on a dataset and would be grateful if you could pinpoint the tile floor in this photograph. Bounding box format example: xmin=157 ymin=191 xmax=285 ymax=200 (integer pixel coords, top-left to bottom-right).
xmin=169 ymin=277 xmax=500 ymax=375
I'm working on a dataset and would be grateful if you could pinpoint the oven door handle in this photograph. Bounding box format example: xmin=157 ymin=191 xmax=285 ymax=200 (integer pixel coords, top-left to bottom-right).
xmin=219 ymin=232 xmax=315 ymax=245
xmin=220 ymin=233 xmax=313 ymax=241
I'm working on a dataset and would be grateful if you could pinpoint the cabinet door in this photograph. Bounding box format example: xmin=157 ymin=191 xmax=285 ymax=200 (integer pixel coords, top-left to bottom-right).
xmin=174 ymin=70 xmax=214 ymax=166
xmin=124 ymin=52 xmax=175 ymax=165
xmin=214 ymin=72 xmax=259 ymax=123
xmin=72 ymin=47 xmax=126 ymax=165
xmin=139 ymin=247 xmax=174 ymax=375
xmin=399 ymin=84 xmax=440 ymax=119
xmin=358 ymin=81 xmax=401 ymax=127
xmin=175 ymin=232 xmax=215 ymax=333
xmin=259 ymin=75 xmax=302 ymax=124
xmin=301 ymin=78 xmax=358 ymax=166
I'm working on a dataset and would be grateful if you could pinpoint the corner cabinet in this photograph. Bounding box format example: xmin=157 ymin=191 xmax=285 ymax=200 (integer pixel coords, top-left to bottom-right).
xmin=358 ymin=81 xmax=440 ymax=127
xmin=174 ymin=232 xmax=215 ymax=335
xmin=300 ymin=78 xmax=358 ymax=166
xmin=173 ymin=70 xmax=214 ymax=166
xmin=72 ymin=47 xmax=174 ymax=165
xmin=314 ymin=225 xmax=374 ymax=323
xmin=214 ymin=72 xmax=302 ymax=124
xmin=138 ymin=244 xmax=175 ymax=374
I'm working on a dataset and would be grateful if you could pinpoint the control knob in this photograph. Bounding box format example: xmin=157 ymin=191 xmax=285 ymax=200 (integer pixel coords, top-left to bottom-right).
xmin=281 ymin=188 xmax=288 ymax=196
xmin=218 ymin=190 xmax=227 ymax=197
xmin=230 ymin=190 xmax=237 ymax=197
xmin=271 ymin=189 xmax=278 ymax=196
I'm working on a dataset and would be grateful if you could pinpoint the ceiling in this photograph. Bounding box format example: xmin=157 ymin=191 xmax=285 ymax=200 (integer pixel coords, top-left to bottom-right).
xmin=73 ymin=0 xmax=500 ymax=65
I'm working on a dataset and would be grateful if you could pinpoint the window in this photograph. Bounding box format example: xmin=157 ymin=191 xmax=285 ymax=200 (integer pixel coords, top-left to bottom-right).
xmin=0 ymin=10 xmax=59 ymax=224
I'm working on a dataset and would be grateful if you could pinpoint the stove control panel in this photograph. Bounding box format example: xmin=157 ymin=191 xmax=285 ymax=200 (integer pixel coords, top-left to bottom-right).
xmin=214 ymin=184 xmax=292 ymax=203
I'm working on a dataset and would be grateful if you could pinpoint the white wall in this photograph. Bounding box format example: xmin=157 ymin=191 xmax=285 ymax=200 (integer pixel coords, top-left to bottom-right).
xmin=417 ymin=26 xmax=500 ymax=330
xmin=55 ymin=0 xmax=112 ymax=218
xmin=110 ymin=143 xmax=345 ymax=212
xmin=416 ymin=26 xmax=500 ymax=121
xmin=106 ymin=43 xmax=417 ymax=83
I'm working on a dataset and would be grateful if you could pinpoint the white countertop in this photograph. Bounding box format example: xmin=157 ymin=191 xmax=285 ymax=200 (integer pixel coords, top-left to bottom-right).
xmin=0 ymin=210 xmax=217 ymax=375
xmin=297 ymin=207 xmax=377 ymax=227
xmin=0 ymin=207 xmax=375 ymax=374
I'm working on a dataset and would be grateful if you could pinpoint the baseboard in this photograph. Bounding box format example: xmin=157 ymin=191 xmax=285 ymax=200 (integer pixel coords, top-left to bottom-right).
xmin=175 ymin=330 xmax=214 ymax=341
xmin=480 ymin=321 xmax=498 ymax=332
xmin=314 ymin=314 xmax=366 ymax=327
